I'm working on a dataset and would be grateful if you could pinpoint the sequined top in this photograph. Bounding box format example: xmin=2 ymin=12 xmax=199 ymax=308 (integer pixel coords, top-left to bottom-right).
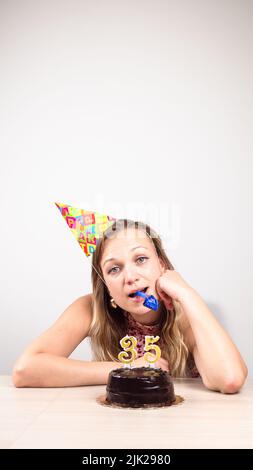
xmin=123 ymin=310 xmax=200 ymax=378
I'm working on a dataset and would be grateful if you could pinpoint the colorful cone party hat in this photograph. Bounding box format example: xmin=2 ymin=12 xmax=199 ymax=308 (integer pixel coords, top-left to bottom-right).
xmin=55 ymin=202 xmax=116 ymax=257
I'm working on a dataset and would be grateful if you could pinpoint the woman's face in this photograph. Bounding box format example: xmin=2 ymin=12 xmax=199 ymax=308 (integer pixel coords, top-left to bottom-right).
xmin=100 ymin=228 xmax=165 ymax=316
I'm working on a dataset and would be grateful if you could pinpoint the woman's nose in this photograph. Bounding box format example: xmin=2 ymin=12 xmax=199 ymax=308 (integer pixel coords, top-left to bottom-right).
xmin=124 ymin=266 xmax=139 ymax=284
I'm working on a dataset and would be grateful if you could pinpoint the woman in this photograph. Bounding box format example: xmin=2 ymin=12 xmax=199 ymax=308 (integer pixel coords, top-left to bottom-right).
xmin=12 ymin=219 xmax=247 ymax=392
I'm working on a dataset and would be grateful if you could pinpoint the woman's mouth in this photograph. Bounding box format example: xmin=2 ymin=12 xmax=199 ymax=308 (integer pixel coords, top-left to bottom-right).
xmin=128 ymin=287 xmax=148 ymax=300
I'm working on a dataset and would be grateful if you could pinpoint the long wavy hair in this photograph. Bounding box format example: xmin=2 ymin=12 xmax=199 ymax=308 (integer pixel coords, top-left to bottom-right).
xmin=88 ymin=219 xmax=191 ymax=377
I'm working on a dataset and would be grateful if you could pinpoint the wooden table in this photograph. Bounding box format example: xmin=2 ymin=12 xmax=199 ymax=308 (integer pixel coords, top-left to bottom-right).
xmin=1 ymin=376 xmax=252 ymax=449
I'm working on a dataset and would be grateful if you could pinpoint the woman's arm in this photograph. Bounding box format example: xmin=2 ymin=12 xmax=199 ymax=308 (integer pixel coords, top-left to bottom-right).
xmin=12 ymin=294 xmax=119 ymax=387
xmin=13 ymin=354 xmax=119 ymax=387
xmin=179 ymin=287 xmax=248 ymax=393
xmin=156 ymin=271 xmax=248 ymax=393
xmin=13 ymin=354 xmax=170 ymax=388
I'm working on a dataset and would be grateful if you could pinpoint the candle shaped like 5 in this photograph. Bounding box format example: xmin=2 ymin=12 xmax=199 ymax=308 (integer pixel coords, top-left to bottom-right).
xmin=118 ymin=335 xmax=138 ymax=365
xmin=144 ymin=336 xmax=161 ymax=364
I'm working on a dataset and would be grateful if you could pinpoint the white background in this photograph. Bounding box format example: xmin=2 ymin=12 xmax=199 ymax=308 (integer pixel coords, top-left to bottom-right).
xmin=0 ymin=0 xmax=252 ymax=375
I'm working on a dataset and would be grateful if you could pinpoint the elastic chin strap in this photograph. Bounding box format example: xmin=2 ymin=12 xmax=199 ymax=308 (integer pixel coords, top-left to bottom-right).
xmin=91 ymin=262 xmax=107 ymax=288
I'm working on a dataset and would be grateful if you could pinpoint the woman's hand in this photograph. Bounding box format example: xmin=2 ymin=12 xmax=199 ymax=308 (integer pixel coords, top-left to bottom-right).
xmin=155 ymin=269 xmax=193 ymax=309
xmin=133 ymin=355 xmax=170 ymax=372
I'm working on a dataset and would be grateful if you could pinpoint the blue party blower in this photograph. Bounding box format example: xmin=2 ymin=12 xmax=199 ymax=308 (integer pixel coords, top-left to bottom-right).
xmin=133 ymin=291 xmax=159 ymax=311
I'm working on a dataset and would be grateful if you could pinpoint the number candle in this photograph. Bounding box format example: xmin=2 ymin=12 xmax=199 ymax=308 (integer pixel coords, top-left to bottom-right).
xmin=118 ymin=335 xmax=138 ymax=367
xmin=144 ymin=336 xmax=161 ymax=366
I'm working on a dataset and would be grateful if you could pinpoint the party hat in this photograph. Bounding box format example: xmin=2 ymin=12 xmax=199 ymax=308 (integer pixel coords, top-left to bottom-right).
xmin=55 ymin=202 xmax=116 ymax=257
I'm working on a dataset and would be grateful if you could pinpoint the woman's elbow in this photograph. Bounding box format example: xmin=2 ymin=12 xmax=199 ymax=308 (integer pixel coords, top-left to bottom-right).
xmin=12 ymin=365 xmax=28 ymax=388
xmin=203 ymin=366 xmax=248 ymax=394
xmin=221 ymin=367 xmax=248 ymax=394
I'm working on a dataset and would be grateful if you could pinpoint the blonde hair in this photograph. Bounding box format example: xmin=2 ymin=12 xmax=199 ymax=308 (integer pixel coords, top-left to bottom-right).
xmin=88 ymin=219 xmax=191 ymax=377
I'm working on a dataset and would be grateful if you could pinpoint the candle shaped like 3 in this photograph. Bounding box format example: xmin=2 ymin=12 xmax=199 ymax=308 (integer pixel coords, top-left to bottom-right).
xmin=118 ymin=335 xmax=138 ymax=367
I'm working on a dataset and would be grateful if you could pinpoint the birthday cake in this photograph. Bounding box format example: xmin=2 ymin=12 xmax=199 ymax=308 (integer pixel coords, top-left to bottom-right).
xmin=106 ymin=366 xmax=176 ymax=408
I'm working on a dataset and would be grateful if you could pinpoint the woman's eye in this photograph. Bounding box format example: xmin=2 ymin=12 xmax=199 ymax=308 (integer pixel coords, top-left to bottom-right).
xmin=137 ymin=256 xmax=148 ymax=263
xmin=108 ymin=266 xmax=120 ymax=274
xmin=108 ymin=257 xmax=148 ymax=274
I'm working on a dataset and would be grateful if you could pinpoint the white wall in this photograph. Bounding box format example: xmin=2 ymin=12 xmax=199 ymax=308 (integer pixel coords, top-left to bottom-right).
xmin=0 ymin=0 xmax=252 ymax=375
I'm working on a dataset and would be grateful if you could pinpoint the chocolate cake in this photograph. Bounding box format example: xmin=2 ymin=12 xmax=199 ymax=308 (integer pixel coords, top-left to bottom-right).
xmin=106 ymin=366 xmax=176 ymax=408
